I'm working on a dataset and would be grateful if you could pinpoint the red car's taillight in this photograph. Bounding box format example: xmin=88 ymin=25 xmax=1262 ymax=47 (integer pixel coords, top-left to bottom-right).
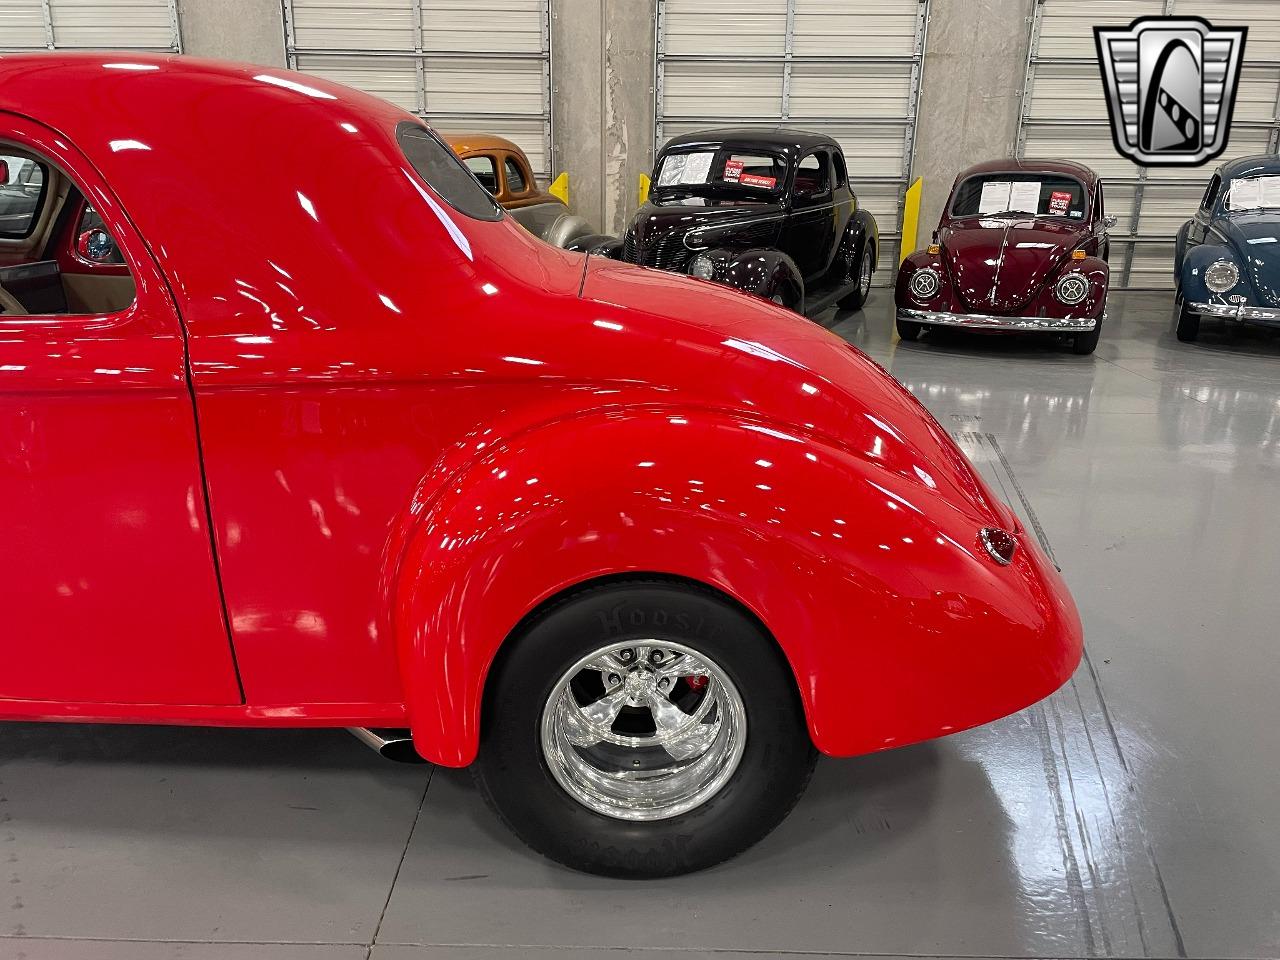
xmin=979 ymin=527 xmax=1017 ymax=565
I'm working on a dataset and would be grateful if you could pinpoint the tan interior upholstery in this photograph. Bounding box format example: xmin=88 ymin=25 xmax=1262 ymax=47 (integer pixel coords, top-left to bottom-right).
xmin=63 ymin=273 xmax=136 ymax=314
xmin=0 ymin=281 xmax=27 ymax=315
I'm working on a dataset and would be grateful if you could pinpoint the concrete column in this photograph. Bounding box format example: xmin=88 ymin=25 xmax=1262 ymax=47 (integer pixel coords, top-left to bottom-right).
xmin=177 ymin=0 xmax=287 ymax=68
xmin=911 ymin=0 xmax=1036 ymax=241
xmin=551 ymin=0 xmax=656 ymax=236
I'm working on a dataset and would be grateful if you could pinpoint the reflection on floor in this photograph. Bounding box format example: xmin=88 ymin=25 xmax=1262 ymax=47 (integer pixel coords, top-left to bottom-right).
xmin=2 ymin=293 xmax=1278 ymax=959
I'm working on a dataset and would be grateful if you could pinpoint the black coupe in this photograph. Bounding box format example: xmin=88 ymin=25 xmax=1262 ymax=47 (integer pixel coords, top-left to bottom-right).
xmin=582 ymin=128 xmax=879 ymax=315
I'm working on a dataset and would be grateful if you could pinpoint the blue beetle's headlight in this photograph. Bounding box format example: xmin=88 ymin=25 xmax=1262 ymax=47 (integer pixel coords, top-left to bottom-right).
xmin=1205 ymin=259 xmax=1240 ymax=293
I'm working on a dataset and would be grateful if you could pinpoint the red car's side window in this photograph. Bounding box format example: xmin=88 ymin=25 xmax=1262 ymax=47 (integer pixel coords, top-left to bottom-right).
xmin=0 ymin=145 xmax=136 ymax=319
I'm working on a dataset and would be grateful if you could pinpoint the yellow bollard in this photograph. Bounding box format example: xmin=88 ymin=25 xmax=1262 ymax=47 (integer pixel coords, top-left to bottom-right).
xmin=549 ymin=172 xmax=569 ymax=205
xmin=899 ymin=177 xmax=923 ymax=262
xmin=638 ymin=173 xmax=650 ymax=206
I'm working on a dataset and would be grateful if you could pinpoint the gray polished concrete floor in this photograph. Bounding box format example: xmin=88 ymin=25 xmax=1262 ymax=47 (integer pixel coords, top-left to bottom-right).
xmin=2 ymin=292 xmax=1278 ymax=960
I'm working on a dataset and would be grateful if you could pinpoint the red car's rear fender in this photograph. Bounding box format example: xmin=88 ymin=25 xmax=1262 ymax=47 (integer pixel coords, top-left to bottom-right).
xmin=390 ymin=406 xmax=1077 ymax=767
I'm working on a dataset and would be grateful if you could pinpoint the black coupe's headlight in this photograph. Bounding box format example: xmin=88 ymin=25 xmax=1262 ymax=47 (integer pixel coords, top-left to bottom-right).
xmin=1205 ymin=258 xmax=1240 ymax=293
xmin=689 ymin=254 xmax=716 ymax=280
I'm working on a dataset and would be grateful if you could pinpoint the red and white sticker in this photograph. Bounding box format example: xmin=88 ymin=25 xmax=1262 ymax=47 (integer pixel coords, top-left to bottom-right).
xmin=723 ymin=159 xmax=744 ymax=182
xmin=1048 ymin=190 xmax=1072 ymax=214
xmin=739 ymin=173 xmax=777 ymax=189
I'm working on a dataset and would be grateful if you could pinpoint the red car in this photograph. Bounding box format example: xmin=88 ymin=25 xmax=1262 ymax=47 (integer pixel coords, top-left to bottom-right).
xmin=0 ymin=55 xmax=1082 ymax=878
xmin=896 ymin=159 xmax=1113 ymax=354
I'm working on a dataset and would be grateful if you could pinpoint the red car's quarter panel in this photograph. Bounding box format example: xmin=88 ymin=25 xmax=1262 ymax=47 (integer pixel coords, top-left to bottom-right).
xmin=0 ymin=113 xmax=241 ymax=707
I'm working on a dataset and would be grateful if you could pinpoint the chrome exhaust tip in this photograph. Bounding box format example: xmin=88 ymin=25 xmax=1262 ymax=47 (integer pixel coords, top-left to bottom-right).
xmin=347 ymin=727 xmax=427 ymax=764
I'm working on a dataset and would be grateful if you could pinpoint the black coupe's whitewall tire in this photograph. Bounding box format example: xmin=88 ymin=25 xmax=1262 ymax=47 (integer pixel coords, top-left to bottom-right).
xmin=837 ymin=245 xmax=874 ymax=311
xmin=473 ymin=581 xmax=817 ymax=878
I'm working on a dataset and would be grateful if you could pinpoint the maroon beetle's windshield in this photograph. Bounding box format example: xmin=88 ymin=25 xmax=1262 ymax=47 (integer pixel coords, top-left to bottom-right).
xmin=950 ymin=173 xmax=1088 ymax=221
xmin=397 ymin=122 xmax=503 ymax=221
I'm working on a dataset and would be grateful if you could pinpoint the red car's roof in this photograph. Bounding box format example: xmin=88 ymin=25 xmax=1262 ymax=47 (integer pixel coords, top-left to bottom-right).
xmin=0 ymin=51 xmax=409 ymax=136
xmin=0 ymin=52 xmax=582 ymax=337
xmin=952 ymin=157 xmax=1099 ymax=187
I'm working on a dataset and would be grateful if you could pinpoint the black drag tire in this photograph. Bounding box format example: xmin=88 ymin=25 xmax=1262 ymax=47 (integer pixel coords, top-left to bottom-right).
xmin=472 ymin=580 xmax=817 ymax=879
xmin=836 ymin=244 xmax=874 ymax=310
xmin=1071 ymin=315 xmax=1103 ymax=355
xmin=1175 ymin=296 xmax=1201 ymax=342
xmin=896 ymin=316 xmax=924 ymax=341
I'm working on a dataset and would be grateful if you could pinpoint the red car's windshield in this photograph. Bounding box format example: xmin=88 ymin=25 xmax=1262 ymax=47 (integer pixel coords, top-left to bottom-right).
xmin=950 ymin=173 xmax=1088 ymax=221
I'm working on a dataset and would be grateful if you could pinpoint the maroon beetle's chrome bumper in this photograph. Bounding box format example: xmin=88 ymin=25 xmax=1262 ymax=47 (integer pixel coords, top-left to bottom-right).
xmin=898 ymin=308 xmax=1100 ymax=332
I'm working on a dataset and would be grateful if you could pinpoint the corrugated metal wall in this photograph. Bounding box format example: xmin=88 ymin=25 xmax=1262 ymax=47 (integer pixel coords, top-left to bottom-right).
xmin=1019 ymin=0 xmax=1280 ymax=288
xmin=655 ymin=0 xmax=930 ymax=284
xmin=0 ymin=0 xmax=180 ymax=51
xmin=282 ymin=0 xmax=553 ymax=179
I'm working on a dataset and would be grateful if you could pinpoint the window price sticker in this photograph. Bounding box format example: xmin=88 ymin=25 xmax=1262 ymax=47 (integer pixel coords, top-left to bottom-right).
xmin=1048 ymin=190 xmax=1073 ymax=215
xmin=723 ymin=159 xmax=744 ymax=182
xmin=657 ymin=151 xmax=715 ymax=187
xmin=1008 ymin=181 xmax=1041 ymax=213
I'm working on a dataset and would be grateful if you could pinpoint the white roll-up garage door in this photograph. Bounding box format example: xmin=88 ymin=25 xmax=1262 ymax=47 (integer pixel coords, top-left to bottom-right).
xmin=283 ymin=0 xmax=553 ymax=179
xmin=656 ymin=0 xmax=930 ymax=285
xmin=1018 ymin=0 xmax=1280 ymax=288
xmin=0 ymin=0 xmax=180 ymax=51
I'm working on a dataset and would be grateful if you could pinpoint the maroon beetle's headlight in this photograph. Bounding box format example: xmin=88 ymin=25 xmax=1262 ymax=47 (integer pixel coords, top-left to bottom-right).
xmin=909 ymin=266 xmax=941 ymax=302
xmin=979 ymin=527 xmax=1017 ymax=565
xmin=1055 ymin=272 xmax=1090 ymax=306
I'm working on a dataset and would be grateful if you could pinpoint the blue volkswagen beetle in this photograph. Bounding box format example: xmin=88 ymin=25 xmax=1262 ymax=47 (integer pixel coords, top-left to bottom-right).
xmin=1174 ymin=155 xmax=1280 ymax=342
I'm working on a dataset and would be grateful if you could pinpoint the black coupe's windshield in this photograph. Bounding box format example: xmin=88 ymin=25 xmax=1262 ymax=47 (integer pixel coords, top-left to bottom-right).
xmin=950 ymin=173 xmax=1087 ymax=220
xmin=1225 ymin=175 xmax=1280 ymax=211
xmin=652 ymin=148 xmax=787 ymax=200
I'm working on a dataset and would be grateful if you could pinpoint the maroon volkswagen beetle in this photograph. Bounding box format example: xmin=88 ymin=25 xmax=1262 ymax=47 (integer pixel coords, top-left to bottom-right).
xmin=896 ymin=159 xmax=1113 ymax=354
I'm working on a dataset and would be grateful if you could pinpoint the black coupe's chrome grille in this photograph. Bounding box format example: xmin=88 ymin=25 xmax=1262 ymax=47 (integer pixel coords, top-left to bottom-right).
xmin=650 ymin=232 xmax=691 ymax=273
xmin=621 ymin=228 xmax=690 ymax=274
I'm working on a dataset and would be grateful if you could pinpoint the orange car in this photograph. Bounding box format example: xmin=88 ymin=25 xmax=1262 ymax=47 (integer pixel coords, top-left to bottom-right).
xmin=445 ymin=133 xmax=554 ymax=209
xmin=444 ymin=133 xmax=592 ymax=248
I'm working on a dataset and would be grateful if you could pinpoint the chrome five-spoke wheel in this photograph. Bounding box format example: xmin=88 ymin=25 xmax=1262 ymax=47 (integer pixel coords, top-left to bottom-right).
xmin=541 ymin=640 xmax=746 ymax=820
xmin=473 ymin=581 xmax=816 ymax=877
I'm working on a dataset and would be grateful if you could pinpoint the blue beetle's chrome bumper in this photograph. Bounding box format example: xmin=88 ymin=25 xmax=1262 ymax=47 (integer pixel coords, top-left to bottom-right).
xmin=1189 ymin=301 xmax=1280 ymax=326
xmin=897 ymin=308 xmax=1098 ymax=332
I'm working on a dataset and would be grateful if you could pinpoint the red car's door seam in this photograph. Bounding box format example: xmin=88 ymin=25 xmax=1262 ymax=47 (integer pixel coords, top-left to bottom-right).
xmin=114 ymin=200 xmax=249 ymax=706
xmin=177 ymin=348 xmax=248 ymax=705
